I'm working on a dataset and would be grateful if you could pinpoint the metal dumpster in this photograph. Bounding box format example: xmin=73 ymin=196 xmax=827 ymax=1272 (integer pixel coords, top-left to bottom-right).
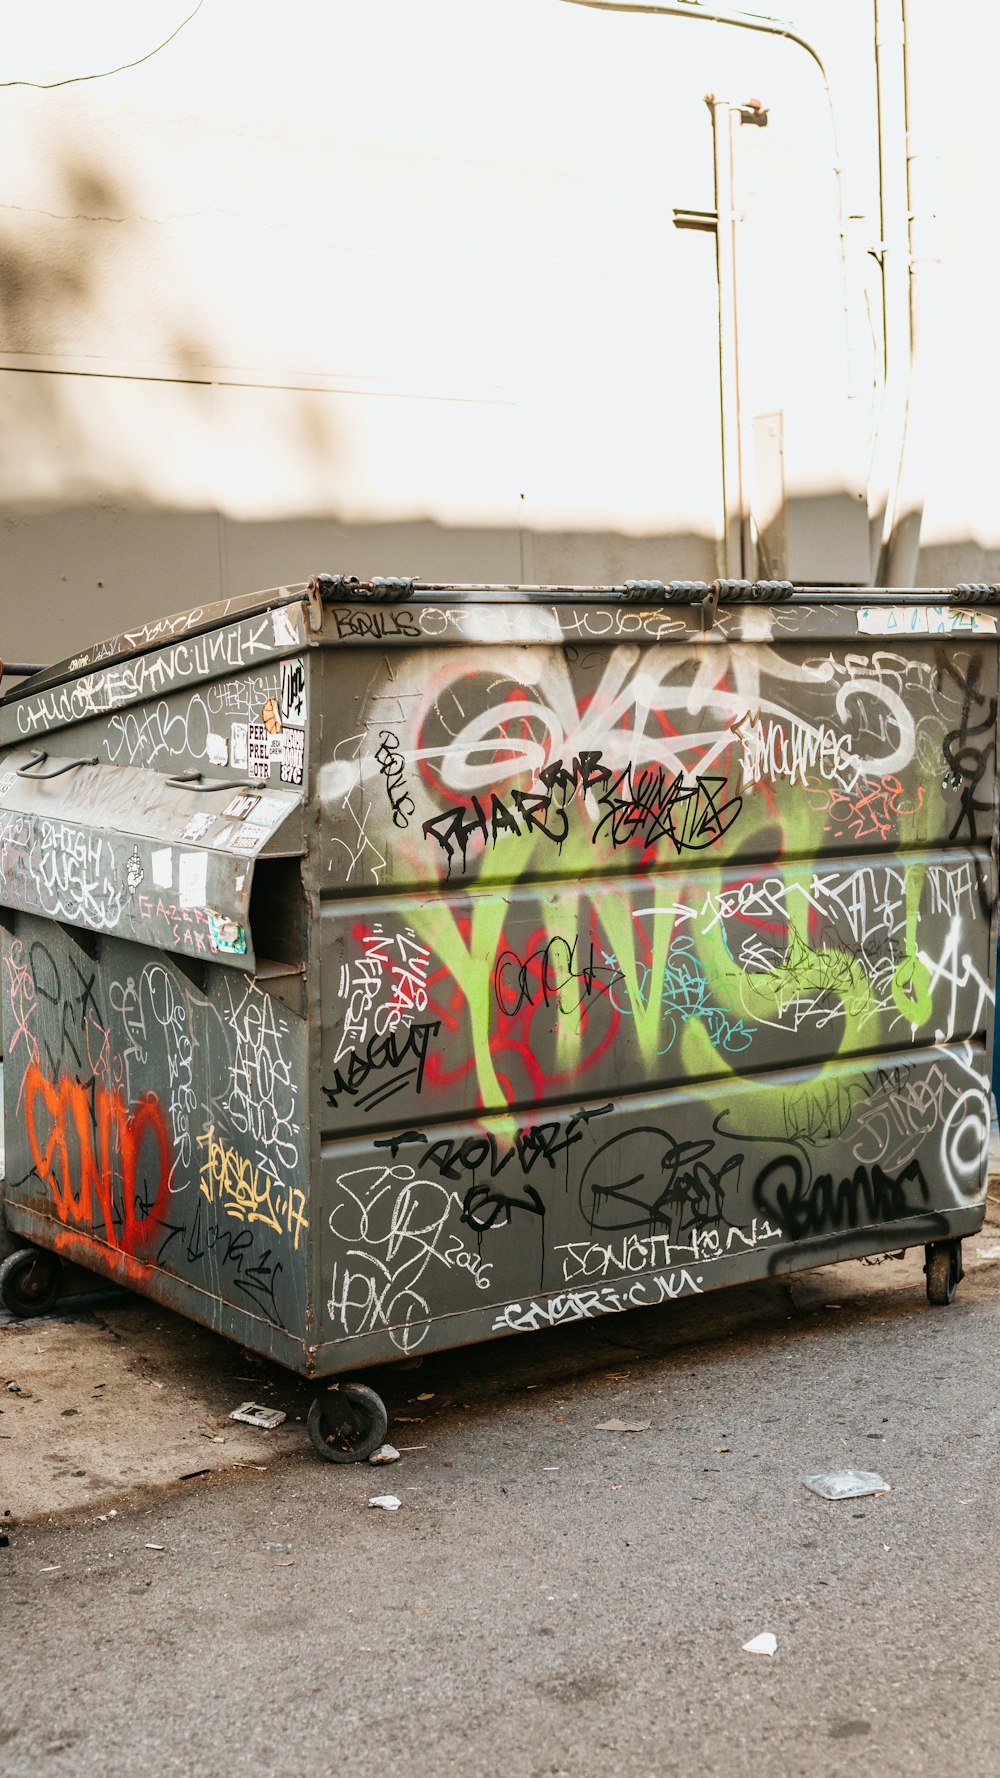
xmin=0 ymin=575 xmax=996 ymax=1459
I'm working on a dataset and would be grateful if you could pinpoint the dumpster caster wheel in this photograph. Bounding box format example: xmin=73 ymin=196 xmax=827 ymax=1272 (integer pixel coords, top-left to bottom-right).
xmin=925 ymin=1239 xmax=963 ymax=1306
xmin=0 ymin=1246 xmax=63 ymax=1317
xmin=307 ymin=1383 xmax=389 ymax=1464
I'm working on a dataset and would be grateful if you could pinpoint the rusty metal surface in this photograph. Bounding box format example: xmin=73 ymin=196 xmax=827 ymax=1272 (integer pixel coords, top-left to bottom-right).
xmin=1 ymin=584 xmax=996 ymax=1375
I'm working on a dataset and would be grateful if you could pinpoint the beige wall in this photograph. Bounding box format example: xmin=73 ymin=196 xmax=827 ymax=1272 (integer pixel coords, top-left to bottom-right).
xmin=1 ymin=0 xmax=993 ymax=664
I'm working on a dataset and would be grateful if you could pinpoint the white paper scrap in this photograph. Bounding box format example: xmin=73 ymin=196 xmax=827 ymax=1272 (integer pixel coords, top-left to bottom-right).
xmin=742 ymin=1633 xmax=777 ymax=1657
xmin=368 ymin=1495 xmax=402 ymax=1512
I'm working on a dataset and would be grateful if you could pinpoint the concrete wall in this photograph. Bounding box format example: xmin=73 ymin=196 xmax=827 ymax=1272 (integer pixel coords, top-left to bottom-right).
xmin=0 ymin=0 xmax=994 ymax=664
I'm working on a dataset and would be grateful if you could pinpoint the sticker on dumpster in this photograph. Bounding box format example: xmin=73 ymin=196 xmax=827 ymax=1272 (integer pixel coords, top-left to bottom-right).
xmin=228 ymin=822 xmax=271 ymax=853
xmin=180 ymin=811 xmax=216 ymax=843
xmin=280 ymin=658 xmax=307 ymax=726
xmin=230 ymin=722 xmax=249 ymax=770
xmin=178 ymin=851 xmax=208 ymax=908
xmin=278 ymin=729 xmax=305 ymax=785
xmin=208 ymin=913 xmax=247 ymax=954
xmin=150 ymin=846 xmax=173 ymax=888
xmin=224 ymin=792 xmax=260 ymax=820
xmin=247 ymin=722 xmax=270 ymax=781
xmin=206 ymin=731 xmax=229 ymax=767
xmin=271 ymin=605 xmax=301 ymax=648
xmin=856 ymin=604 xmax=997 ymax=636
xmin=253 ymin=794 xmax=292 ymax=829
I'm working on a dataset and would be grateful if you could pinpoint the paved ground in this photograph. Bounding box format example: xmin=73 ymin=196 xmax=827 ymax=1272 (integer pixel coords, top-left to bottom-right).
xmin=5 ymin=1235 xmax=1000 ymax=1777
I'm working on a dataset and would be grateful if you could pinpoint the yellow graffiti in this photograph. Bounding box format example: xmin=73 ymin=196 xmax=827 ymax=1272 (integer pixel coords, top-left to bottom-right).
xmin=196 ymin=1124 xmax=308 ymax=1250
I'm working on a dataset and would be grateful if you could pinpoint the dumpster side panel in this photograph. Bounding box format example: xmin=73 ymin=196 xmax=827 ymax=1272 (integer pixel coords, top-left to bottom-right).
xmin=1 ymin=914 xmax=311 ymax=1354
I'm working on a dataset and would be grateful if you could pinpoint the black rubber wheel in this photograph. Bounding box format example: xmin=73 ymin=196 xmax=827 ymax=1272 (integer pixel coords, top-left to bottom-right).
xmin=0 ymin=1246 xmax=63 ymax=1317
xmin=925 ymin=1240 xmax=962 ymax=1306
xmin=307 ymin=1383 xmax=389 ymax=1464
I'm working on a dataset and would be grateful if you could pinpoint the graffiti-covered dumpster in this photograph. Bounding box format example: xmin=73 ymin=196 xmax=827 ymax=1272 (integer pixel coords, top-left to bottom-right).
xmin=0 ymin=576 xmax=996 ymax=1459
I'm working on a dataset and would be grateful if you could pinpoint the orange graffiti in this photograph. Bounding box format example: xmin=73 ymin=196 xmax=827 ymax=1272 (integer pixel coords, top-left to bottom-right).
xmin=24 ymin=1063 xmax=173 ymax=1285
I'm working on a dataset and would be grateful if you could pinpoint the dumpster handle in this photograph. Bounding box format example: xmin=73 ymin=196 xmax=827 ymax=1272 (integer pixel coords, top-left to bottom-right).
xmin=16 ymin=748 xmax=98 ymax=779
xmin=165 ymin=771 xmax=254 ymax=793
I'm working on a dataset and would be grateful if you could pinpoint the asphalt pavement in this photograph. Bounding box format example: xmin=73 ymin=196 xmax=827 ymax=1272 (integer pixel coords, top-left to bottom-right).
xmin=4 ymin=1239 xmax=1000 ymax=1777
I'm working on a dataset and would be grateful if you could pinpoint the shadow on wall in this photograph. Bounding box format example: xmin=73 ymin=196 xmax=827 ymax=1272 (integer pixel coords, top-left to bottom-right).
xmin=0 ymin=505 xmax=720 ymax=666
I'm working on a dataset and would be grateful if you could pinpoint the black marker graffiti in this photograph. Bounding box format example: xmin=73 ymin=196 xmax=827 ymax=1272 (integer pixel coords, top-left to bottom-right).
xmin=751 ymin=1152 xmax=931 ymax=1240
xmin=322 ymin=1019 xmax=441 ymax=1114
xmin=374 ymin=729 xmax=416 ymax=829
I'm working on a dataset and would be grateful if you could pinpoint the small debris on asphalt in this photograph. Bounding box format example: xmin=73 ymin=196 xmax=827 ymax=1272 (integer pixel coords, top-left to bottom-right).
xmin=415 ymin=1393 xmax=435 ymax=1402
xmin=369 ymin=1495 xmax=402 ymax=1512
xmin=6 ymin=1382 xmax=21 ymax=1394
xmin=230 ymin=1403 xmax=286 ymax=1430
xmin=393 ymin=1415 xmax=424 ymax=1425
xmin=144 ymin=1543 xmax=165 ymax=1551
xmin=369 ymin=1443 xmax=401 ymax=1465
xmin=179 ymin=1469 xmax=210 ymax=1481
xmin=40 ymin=1565 xmax=61 ymax=1574
xmin=802 ymin=1470 xmax=890 ymax=1501
xmin=595 ymin=1419 xmax=651 ymax=1433
xmin=262 ymin=1541 xmax=291 ymax=1552
xmin=743 ymin=1633 xmax=778 ymax=1657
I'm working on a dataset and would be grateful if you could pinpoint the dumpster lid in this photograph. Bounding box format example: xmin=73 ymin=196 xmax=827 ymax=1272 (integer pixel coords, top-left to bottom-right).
xmin=0 ymin=582 xmax=310 ymax=708
xmin=0 ymin=750 xmax=303 ymax=972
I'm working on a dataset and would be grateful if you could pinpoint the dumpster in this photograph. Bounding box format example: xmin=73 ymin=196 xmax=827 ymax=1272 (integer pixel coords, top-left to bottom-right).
xmin=0 ymin=575 xmax=996 ymax=1459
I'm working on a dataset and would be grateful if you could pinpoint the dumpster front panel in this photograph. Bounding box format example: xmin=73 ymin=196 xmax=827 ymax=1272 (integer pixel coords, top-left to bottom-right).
xmin=314 ymin=1045 xmax=988 ymax=1361
xmin=311 ymin=595 xmax=996 ymax=1369
xmin=2 ymin=913 xmax=311 ymax=1353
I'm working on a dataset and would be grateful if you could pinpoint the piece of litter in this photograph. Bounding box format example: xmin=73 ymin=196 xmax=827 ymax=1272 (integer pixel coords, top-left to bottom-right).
xmin=368 ymin=1495 xmax=402 ymax=1512
xmin=717 ymin=1446 xmax=731 ymax=1454
xmin=397 ymin=1445 xmax=428 ymax=1453
xmin=416 ymin=1393 xmax=435 ymax=1401
xmin=393 ymin=1415 xmax=424 ymax=1425
xmin=230 ymin=1402 xmax=286 ymax=1430
xmin=369 ymin=1444 xmax=401 ymax=1465
xmin=543 ymin=1465 xmax=560 ymax=1471
xmin=743 ymin=1632 xmax=777 ymax=1657
xmin=179 ymin=1468 xmax=210 ymax=1481
xmin=272 ymin=1558 xmax=293 ymax=1566
xmin=144 ymin=1543 xmax=165 ymax=1551
xmin=882 ymin=1543 xmax=891 ymax=1552
xmin=108 ymin=1509 xmax=117 ymax=1518
xmin=595 ymin=1419 xmax=651 ymax=1433
xmin=40 ymin=1565 xmax=61 ymax=1574
xmin=802 ymin=1469 xmax=890 ymax=1501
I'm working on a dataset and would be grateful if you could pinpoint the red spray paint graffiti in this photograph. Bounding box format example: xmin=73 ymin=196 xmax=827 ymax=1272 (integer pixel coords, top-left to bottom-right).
xmin=23 ymin=1063 xmax=173 ymax=1285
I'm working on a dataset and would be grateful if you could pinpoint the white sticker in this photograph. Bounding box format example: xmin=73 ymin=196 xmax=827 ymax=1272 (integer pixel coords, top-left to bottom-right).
xmin=228 ymin=822 xmax=271 ymax=853
xmin=253 ymin=794 xmax=290 ymax=828
xmin=206 ymin=731 xmax=229 ymax=767
xmin=247 ymin=722 xmax=270 ymax=781
xmin=271 ymin=606 xmax=300 ymax=648
xmin=178 ymin=851 xmax=208 ymax=908
xmin=280 ymin=657 xmax=307 ymax=727
xmin=856 ymin=604 xmax=998 ymax=636
xmin=230 ymin=722 xmax=249 ymax=770
xmin=0 ymin=771 xmax=14 ymax=799
xmin=180 ymin=811 xmax=216 ymax=843
xmin=224 ymin=792 xmax=260 ymax=820
xmin=150 ymin=847 xmax=173 ymax=889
